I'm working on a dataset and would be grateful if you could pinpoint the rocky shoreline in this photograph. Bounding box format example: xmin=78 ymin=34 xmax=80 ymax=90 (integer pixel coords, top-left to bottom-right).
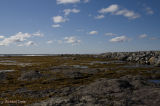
xmin=101 ymin=51 xmax=160 ymax=66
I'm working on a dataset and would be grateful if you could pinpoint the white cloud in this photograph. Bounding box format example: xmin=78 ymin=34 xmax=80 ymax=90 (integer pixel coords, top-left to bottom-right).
xmin=0 ymin=32 xmax=42 ymax=46
xmin=115 ymin=9 xmax=140 ymax=19
xmin=139 ymin=34 xmax=147 ymax=38
xmin=64 ymin=8 xmax=80 ymax=16
xmin=52 ymin=24 xmax=61 ymax=28
xmin=18 ymin=41 xmax=36 ymax=47
xmin=95 ymin=15 xmax=105 ymax=19
xmin=46 ymin=40 xmax=53 ymax=44
xmin=105 ymin=33 xmax=117 ymax=36
xmin=150 ymin=37 xmax=158 ymax=40
xmin=145 ymin=7 xmax=154 ymax=15
xmin=110 ymin=36 xmax=129 ymax=42
xmin=53 ymin=16 xmax=67 ymax=23
xmin=32 ymin=31 xmax=44 ymax=37
xmin=64 ymin=36 xmax=81 ymax=45
xmin=25 ymin=41 xmax=36 ymax=46
xmin=0 ymin=32 xmax=31 ymax=46
xmin=99 ymin=4 xmax=119 ymax=14
xmin=83 ymin=0 xmax=89 ymax=3
xmin=0 ymin=36 xmax=5 ymax=39
xmin=57 ymin=0 xmax=80 ymax=4
xmin=98 ymin=4 xmax=140 ymax=19
xmin=150 ymin=37 xmax=160 ymax=40
xmin=89 ymin=30 xmax=98 ymax=35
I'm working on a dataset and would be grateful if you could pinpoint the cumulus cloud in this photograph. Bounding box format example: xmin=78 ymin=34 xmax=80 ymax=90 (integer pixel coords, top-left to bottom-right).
xmin=64 ymin=8 xmax=80 ymax=16
xmin=57 ymin=0 xmax=80 ymax=4
xmin=0 ymin=32 xmax=42 ymax=46
xmin=99 ymin=4 xmax=119 ymax=14
xmin=0 ymin=32 xmax=31 ymax=46
xmin=46 ymin=40 xmax=53 ymax=44
xmin=109 ymin=36 xmax=129 ymax=42
xmin=115 ymin=9 xmax=140 ymax=19
xmin=52 ymin=9 xmax=79 ymax=28
xmin=145 ymin=7 xmax=154 ymax=15
xmin=98 ymin=4 xmax=140 ymax=19
xmin=53 ymin=16 xmax=67 ymax=23
xmin=95 ymin=15 xmax=105 ymax=19
xmin=52 ymin=24 xmax=61 ymax=28
xmin=89 ymin=31 xmax=98 ymax=35
xmin=0 ymin=36 xmax=5 ymax=39
xmin=139 ymin=34 xmax=147 ymax=38
xmin=64 ymin=36 xmax=81 ymax=45
xmin=105 ymin=33 xmax=117 ymax=36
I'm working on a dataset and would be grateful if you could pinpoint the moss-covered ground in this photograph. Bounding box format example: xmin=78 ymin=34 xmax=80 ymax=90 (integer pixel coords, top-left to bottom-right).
xmin=0 ymin=55 xmax=160 ymax=105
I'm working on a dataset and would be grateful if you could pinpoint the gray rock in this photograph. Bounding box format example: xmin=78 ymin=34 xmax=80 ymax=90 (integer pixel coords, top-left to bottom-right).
xmin=155 ymin=58 xmax=160 ymax=66
xmin=101 ymin=51 xmax=160 ymax=66
xmin=18 ymin=70 xmax=43 ymax=81
xmin=30 ymin=75 xmax=160 ymax=106
xmin=64 ymin=71 xmax=85 ymax=79
xmin=0 ymin=72 xmax=6 ymax=81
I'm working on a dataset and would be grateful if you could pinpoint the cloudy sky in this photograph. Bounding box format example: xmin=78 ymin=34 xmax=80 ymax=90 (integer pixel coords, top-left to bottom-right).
xmin=0 ymin=0 xmax=160 ymax=54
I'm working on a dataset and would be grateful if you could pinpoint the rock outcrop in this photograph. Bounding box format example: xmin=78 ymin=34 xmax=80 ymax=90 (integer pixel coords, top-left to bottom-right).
xmin=101 ymin=51 xmax=160 ymax=66
xmin=30 ymin=75 xmax=160 ymax=106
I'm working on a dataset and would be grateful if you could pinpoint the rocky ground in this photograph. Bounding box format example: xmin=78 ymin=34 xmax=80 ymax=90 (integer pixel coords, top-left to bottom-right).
xmin=30 ymin=75 xmax=160 ymax=106
xmin=0 ymin=51 xmax=160 ymax=106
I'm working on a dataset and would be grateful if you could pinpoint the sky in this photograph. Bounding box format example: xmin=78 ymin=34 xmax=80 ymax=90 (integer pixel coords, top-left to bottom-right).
xmin=0 ymin=0 xmax=160 ymax=54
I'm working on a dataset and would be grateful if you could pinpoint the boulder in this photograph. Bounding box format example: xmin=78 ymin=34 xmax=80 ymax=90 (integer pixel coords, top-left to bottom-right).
xmin=155 ymin=58 xmax=160 ymax=67
xmin=149 ymin=57 xmax=157 ymax=65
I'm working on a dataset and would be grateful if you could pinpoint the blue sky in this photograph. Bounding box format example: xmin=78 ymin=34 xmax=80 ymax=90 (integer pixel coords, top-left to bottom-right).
xmin=0 ymin=0 xmax=160 ymax=54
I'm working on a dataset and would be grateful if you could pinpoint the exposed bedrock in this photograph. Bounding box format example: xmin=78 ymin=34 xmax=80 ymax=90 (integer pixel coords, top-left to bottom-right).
xmin=29 ymin=75 xmax=160 ymax=106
